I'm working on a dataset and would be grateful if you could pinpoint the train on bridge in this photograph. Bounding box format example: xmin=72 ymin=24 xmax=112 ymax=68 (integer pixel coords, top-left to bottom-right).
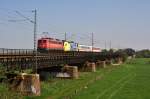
xmin=38 ymin=37 xmax=101 ymax=52
xmin=0 ymin=36 xmax=102 ymax=71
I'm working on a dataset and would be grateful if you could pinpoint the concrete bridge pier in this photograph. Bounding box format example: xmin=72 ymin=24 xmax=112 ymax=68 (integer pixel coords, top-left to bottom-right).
xmin=106 ymin=60 xmax=113 ymax=65
xmin=83 ymin=62 xmax=96 ymax=72
xmin=96 ymin=60 xmax=106 ymax=68
xmin=112 ymin=57 xmax=123 ymax=65
xmin=63 ymin=65 xmax=79 ymax=79
xmin=9 ymin=73 xmax=41 ymax=96
xmin=117 ymin=57 xmax=123 ymax=64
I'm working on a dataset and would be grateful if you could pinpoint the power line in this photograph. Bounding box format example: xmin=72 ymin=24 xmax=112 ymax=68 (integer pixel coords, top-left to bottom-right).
xmin=9 ymin=9 xmax=38 ymax=73
xmin=0 ymin=22 xmax=7 ymax=25
xmin=0 ymin=8 xmax=21 ymax=20
xmin=15 ymin=11 xmax=34 ymax=23
xmin=8 ymin=19 xmax=27 ymax=22
xmin=0 ymin=9 xmax=33 ymax=27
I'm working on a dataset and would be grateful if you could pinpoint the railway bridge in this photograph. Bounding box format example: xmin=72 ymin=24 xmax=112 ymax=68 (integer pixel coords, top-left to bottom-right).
xmin=0 ymin=48 xmax=104 ymax=72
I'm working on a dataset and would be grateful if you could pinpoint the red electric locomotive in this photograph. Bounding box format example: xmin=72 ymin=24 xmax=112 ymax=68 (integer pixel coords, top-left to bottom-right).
xmin=37 ymin=37 xmax=64 ymax=51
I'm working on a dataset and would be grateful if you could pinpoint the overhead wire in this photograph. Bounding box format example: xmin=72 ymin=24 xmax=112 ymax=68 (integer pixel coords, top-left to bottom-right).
xmin=0 ymin=8 xmax=34 ymax=33
xmin=0 ymin=8 xmax=21 ymax=20
xmin=0 ymin=8 xmax=108 ymax=48
xmin=15 ymin=11 xmax=34 ymax=23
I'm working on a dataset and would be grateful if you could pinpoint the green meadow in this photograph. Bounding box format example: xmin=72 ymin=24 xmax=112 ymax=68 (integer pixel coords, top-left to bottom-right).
xmin=1 ymin=58 xmax=150 ymax=99
xmin=25 ymin=58 xmax=150 ymax=99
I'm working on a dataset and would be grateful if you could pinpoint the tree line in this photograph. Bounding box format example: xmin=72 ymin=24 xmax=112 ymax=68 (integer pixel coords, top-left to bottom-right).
xmin=136 ymin=49 xmax=150 ymax=58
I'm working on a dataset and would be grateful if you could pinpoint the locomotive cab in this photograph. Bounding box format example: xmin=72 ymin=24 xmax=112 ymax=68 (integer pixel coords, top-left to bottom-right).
xmin=37 ymin=37 xmax=64 ymax=52
xmin=38 ymin=39 xmax=48 ymax=50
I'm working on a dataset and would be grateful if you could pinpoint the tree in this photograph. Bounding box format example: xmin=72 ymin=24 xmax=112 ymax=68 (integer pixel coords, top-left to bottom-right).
xmin=124 ymin=48 xmax=135 ymax=57
xmin=136 ymin=49 xmax=150 ymax=58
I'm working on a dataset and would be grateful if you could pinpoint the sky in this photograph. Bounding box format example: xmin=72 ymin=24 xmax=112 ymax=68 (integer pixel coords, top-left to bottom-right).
xmin=0 ymin=0 xmax=150 ymax=50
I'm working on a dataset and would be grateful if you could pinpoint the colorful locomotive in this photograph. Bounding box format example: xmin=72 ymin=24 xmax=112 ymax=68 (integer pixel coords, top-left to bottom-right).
xmin=64 ymin=41 xmax=78 ymax=51
xmin=37 ymin=37 xmax=101 ymax=52
xmin=37 ymin=37 xmax=63 ymax=51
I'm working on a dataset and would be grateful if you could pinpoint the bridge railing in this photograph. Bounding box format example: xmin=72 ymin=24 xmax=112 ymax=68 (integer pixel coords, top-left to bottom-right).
xmin=0 ymin=48 xmax=34 ymax=56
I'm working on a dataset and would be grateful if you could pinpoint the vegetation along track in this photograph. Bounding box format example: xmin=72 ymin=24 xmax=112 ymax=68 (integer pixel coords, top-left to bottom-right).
xmin=22 ymin=58 xmax=150 ymax=99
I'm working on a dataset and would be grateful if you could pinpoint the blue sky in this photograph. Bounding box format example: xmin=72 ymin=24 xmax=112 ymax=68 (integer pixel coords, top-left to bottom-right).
xmin=0 ymin=0 xmax=150 ymax=50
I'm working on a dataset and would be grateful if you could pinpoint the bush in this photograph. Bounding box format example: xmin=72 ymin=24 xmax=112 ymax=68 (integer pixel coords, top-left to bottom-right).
xmin=114 ymin=49 xmax=128 ymax=62
xmin=136 ymin=49 xmax=150 ymax=58
xmin=0 ymin=65 xmax=7 ymax=83
xmin=0 ymin=83 xmax=23 ymax=99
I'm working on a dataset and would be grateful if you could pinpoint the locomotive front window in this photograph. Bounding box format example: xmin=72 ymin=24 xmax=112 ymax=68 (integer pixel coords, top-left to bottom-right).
xmin=43 ymin=40 xmax=47 ymax=43
xmin=38 ymin=40 xmax=42 ymax=43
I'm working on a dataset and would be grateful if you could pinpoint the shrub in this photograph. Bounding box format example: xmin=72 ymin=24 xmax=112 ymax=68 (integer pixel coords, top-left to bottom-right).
xmin=0 ymin=83 xmax=23 ymax=99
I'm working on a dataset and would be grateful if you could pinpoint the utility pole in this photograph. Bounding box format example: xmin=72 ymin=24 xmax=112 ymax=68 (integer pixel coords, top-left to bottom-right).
xmin=65 ymin=32 xmax=67 ymax=41
xmin=109 ymin=40 xmax=112 ymax=50
xmin=14 ymin=9 xmax=38 ymax=73
xmin=33 ymin=9 xmax=37 ymax=73
xmin=91 ymin=33 xmax=94 ymax=62
xmin=92 ymin=33 xmax=94 ymax=52
xmin=105 ymin=41 xmax=107 ymax=49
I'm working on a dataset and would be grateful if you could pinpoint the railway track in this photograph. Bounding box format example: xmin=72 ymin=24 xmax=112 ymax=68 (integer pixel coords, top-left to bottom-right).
xmin=0 ymin=48 xmax=101 ymax=70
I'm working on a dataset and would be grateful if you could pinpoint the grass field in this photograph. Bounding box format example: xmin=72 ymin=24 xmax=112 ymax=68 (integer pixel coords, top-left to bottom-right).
xmin=12 ymin=58 xmax=150 ymax=99
xmin=24 ymin=58 xmax=150 ymax=99
xmin=72 ymin=58 xmax=150 ymax=99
